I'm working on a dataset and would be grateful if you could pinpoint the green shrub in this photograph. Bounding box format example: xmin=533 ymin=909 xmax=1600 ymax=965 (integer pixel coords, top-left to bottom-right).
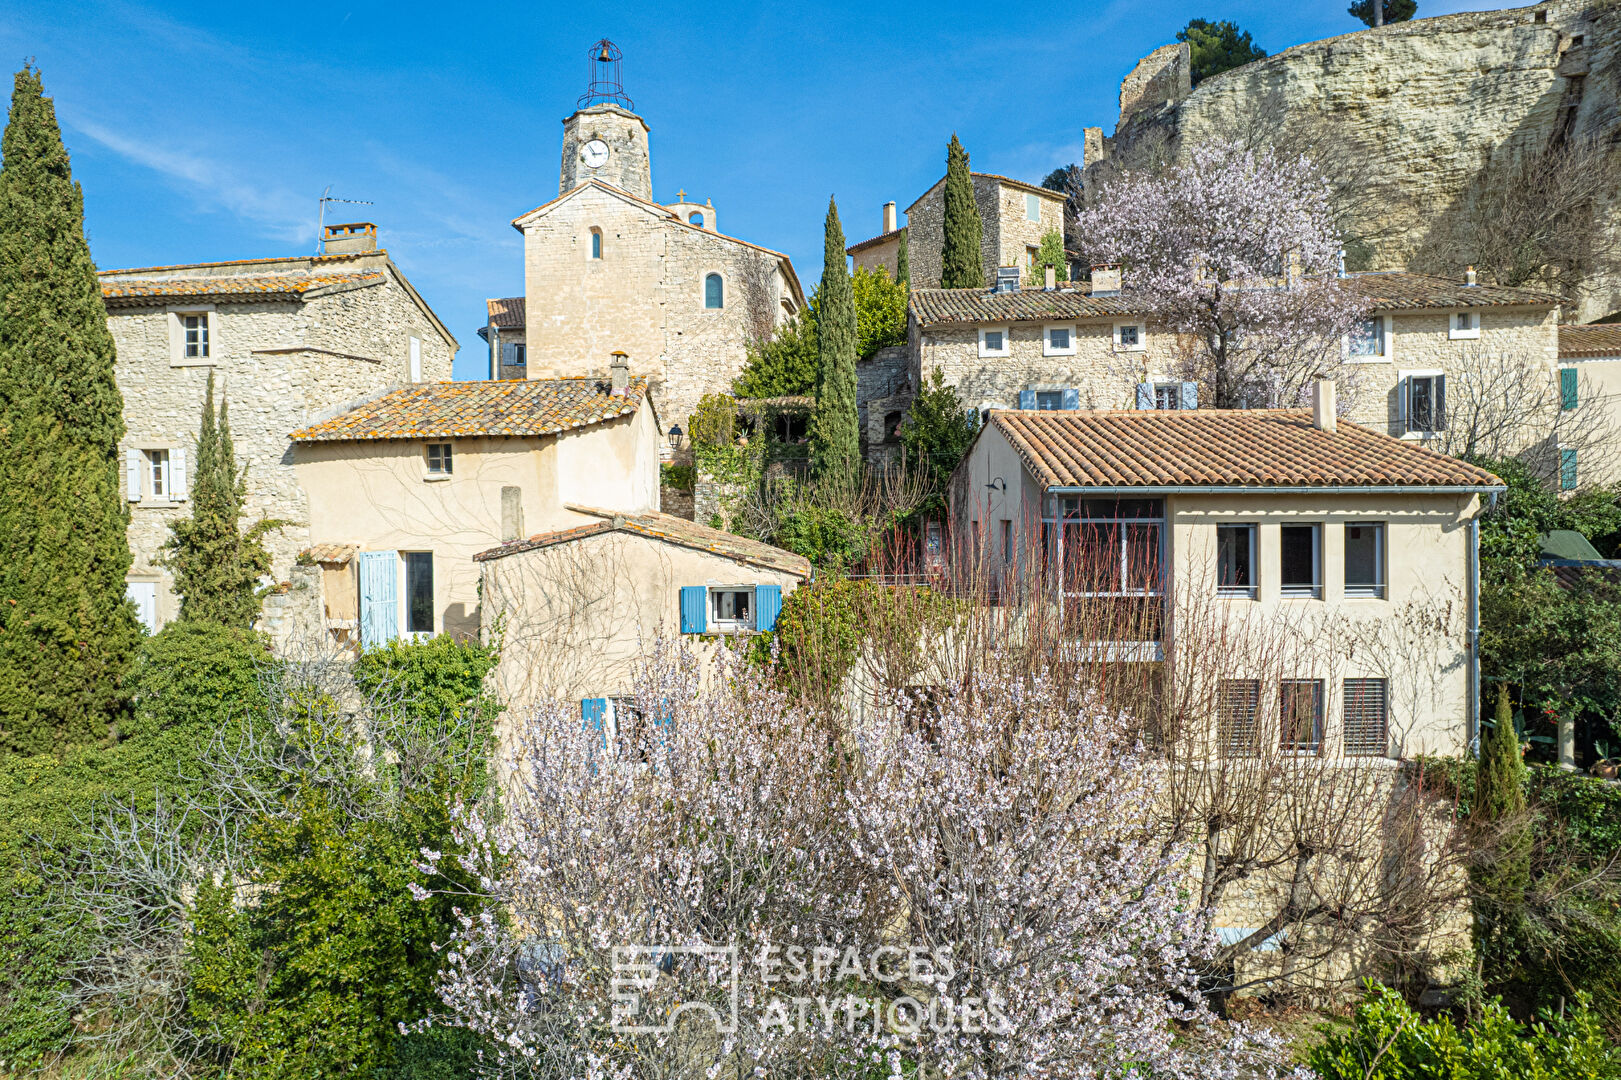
xmin=687 ymin=393 xmax=737 ymax=449
xmin=775 ymin=504 xmax=871 ymax=574
xmin=1308 ymin=983 xmax=1620 ymax=1079
xmin=375 ymin=1026 xmax=487 ymax=1080
xmin=353 ymin=634 xmax=499 ymax=728
xmin=851 ymin=264 xmax=906 ymax=361
xmin=126 ymin=621 xmax=269 ymax=745
xmin=661 ymin=463 xmax=696 ymax=492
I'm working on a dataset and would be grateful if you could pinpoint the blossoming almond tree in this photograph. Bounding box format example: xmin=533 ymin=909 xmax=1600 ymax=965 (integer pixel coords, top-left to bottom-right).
xmin=1076 ymin=140 xmax=1369 ymax=409
xmin=418 ymin=641 xmax=1300 ymax=1080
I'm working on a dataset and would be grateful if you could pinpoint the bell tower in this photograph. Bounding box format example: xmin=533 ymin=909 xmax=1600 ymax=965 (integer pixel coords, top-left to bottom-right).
xmin=559 ymin=40 xmax=652 ymax=201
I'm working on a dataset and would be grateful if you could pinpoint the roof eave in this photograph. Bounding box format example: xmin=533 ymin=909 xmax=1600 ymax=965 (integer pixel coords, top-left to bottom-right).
xmin=1043 ymin=483 xmax=1505 ymax=495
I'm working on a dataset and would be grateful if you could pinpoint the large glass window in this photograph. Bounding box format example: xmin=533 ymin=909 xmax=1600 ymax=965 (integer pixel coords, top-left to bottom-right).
xmin=1348 ymin=317 xmax=1384 ymax=358
xmin=405 ymin=552 xmax=434 ymax=635
xmin=1344 ymin=523 xmax=1385 ymax=599
xmin=1217 ymin=524 xmax=1256 ymax=598
xmin=1279 ymin=679 xmax=1324 ymax=755
xmin=704 ymin=273 xmax=724 ymax=309
xmin=1280 ymin=524 xmax=1321 ymax=599
xmin=1044 ymin=498 xmax=1164 ymax=644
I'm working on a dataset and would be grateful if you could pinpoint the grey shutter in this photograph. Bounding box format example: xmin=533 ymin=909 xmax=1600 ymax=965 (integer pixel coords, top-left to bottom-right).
xmin=1018 ymin=390 xmax=1036 ymax=410
xmin=1179 ymin=382 xmax=1198 ymax=410
xmin=170 ymin=446 xmax=188 ymax=501
xmin=500 ymin=342 xmax=518 ymax=366
xmin=1435 ymin=375 xmax=1447 ymax=431
xmin=126 ymin=447 xmax=143 ymax=501
xmin=1060 ymin=388 xmax=1080 ymax=410
xmin=1135 ymin=383 xmax=1153 ymax=409
xmin=1399 ymin=377 xmax=1412 ymax=433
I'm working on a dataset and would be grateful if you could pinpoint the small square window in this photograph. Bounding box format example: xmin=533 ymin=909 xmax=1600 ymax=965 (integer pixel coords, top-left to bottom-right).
xmin=1044 ymin=325 xmax=1074 ymax=355
xmin=709 ymin=587 xmax=754 ymax=631
xmin=1450 ymin=311 xmax=1480 ymax=340
xmin=1344 ymin=523 xmax=1385 ymax=599
xmin=1153 ymin=383 xmax=1182 ymax=410
xmin=1115 ymin=324 xmax=1143 ymax=350
xmin=426 ymin=443 xmax=453 ymax=475
xmin=1280 ymin=523 xmax=1321 ymax=599
xmin=978 ymin=328 xmax=1009 ymax=357
xmin=1217 ymin=524 xmax=1255 ymax=598
xmin=182 ymin=314 xmax=209 ymax=359
xmin=1348 ymin=317 xmax=1385 ymax=358
xmin=1034 ymin=390 xmax=1063 ymax=411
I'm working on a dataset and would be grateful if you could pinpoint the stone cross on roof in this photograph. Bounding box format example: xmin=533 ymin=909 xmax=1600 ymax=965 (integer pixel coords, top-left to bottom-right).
xmin=675 ymin=188 xmax=686 ymax=201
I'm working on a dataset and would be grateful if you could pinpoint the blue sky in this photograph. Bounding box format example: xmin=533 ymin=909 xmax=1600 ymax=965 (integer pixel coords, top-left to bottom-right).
xmin=4 ymin=0 xmax=1501 ymax=379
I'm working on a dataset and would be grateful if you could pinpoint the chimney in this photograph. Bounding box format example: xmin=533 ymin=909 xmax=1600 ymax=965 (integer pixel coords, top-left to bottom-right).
xmin=883 ymin=201 xmax=898 ymax=234
xmin=1044 ymin=266 xmax=1056 ymax=291
xmin=610 ymin=351 xmax=629 ymax=395
xmin=322 ymin=222 xmax=378 ymax=255
xmin=1090 ymin=263 xmax=1122 ymax=296
xmin=1465 ymin=265 xmax=1478 ymax=286
xmin=1312 ymin=378 xmax=1337 ymax=433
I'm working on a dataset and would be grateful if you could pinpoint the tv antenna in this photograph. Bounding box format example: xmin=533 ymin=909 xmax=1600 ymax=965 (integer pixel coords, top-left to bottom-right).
xmin=316 ymin=185 xmax=373 ymax=253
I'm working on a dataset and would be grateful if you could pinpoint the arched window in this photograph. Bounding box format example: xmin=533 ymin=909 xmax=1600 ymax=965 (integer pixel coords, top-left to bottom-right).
xmin=589 ymin=228 xmax=603 ymax=259
xmin=704 ymin=273 xmax=723 ymax=309
xmin=688 ymin=211 xmax=704 ymax=227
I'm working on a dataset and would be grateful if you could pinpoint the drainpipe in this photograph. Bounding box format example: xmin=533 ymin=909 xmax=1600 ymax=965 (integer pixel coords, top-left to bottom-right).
xmin=1468 ymin=515 xmax=1481 ymax=753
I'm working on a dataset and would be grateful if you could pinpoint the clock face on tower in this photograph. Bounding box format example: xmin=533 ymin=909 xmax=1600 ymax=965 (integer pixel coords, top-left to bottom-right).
xmin=581 ymin=139 xmax=609 ymax=169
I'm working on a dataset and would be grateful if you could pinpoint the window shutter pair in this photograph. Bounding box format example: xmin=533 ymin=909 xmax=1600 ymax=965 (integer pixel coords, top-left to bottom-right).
xmin=1018 ymin=390 xmax=1081 ymax=410
xmin=1560 ymin=367 xmax=1579 ymax=411
xmin=1401 ymin=376 xmax=1448 ymax=433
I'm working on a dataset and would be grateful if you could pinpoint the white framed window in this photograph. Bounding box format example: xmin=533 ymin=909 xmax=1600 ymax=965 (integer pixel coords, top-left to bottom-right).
xmin=978 ymin=326 xmax=1010 ymax=358
xmin=709 ymin=585 xmax=755 ymax=632
xmin=1153 ymin=383 xmax=1181 ymax=410
xmin=1401 ymin=371 xmax=1446 ymax=435
xmin=126 ymin=446 xmax=187 ymax=503
xmin=168 ymin=307 xmax=217 ymax=366
xmin=1344 ymin=522 xmax=1386 ymax=599
xmin=1113 ymin=323 xmax=1145 ymax=352
xmin=425 ymin=442 xmax=453 ymax=477
xmin=1216 ymin=523 xmax=1256 ymax=599
xmin=1043 ymin=323 xmax=1076 ymax=356
xmin=404 ymin=551 xmax=434 ymax=636
xmin=1025 ymin=192 xmax=1041 ymax=222
xmin=1280 ymin=523 xmax=1321 ymax=599
xmin=1449 ymin=310 xmax=1481 ymax=340
xmin=1346 ymin=314 xmax=1391 ymax=361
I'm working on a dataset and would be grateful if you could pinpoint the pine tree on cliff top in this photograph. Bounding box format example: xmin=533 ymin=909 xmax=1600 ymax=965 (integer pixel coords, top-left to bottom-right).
xmin=0 ymin=65 xmax=139 ymax=753
xmin=810 ymin=197 xmax=859 ymax=483
xmin=165 ymin=371 xmax=278 ymax=627
xmin=940 ymin=134 xmax=985 ymax=290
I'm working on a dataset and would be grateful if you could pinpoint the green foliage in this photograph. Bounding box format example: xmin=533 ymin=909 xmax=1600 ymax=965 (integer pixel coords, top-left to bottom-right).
xmin=1025 ymin=229 xmax=1069 ymax=286
xmin=352 ymin=633 xmax=500 ymax=728
xmin=1176 ymin=19 xmax=1267 ymax=86
xmin=851 ymin=264 xmax=906 ymax=360
xmin=900 ymin=369 xmax=978 ymax=499
xmin=751 ymin=578 xmax=881 ymax=700
xmin=735 ymin=310 xmax=818 ymax=399
xmin=373 ymin=1027 xmax=488 ymax=1080
xmin=0 ymin=65 xmax=140 ymax=755
xmin=940 ymin=134 xmax=984 ymax=289
xmin=895 ymin=226 xmax=910 ymax=290
xmin=1309 ymin=983 xmax=1620 ymax=1079
xmin=126 ymin=621 xmax=269 ymax=747
xmin=1474 ymin=456 xmax=1621 ymax=571
xmin=688 ymin=392 xmax=738 ymax=449
xmin=811 ymin=197 xmax=859 ymax=483
xmin=165 ymin=372 xmax=281 ymax=627
xmin=774 ymin=504 xmax=871 ymax=576
xmin=1349 ymin=0 xmax=1417 ymax=27
xmin=1473 ymin=685 xmax=1532 ymax=972
xmin=661 ymin=463 xmax=696 ymax=493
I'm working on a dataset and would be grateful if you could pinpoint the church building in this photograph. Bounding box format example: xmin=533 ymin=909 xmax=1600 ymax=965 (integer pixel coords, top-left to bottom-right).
xmin=482 ymin=42 xmax=805 ymax=436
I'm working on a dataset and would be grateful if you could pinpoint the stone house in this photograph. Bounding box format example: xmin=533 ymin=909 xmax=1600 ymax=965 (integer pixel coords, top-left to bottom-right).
xmin=949 ymin=393 xmax=1503 ymax=758
xmin=847 ymin=174 xmax=1066 ymax=289
xmin=100 ymin=223 xmax=457 ymax=632
xmin=1556 ymin=323 xmax=1621 ymax=485
xmin=476 ymin=511 xmax=810 ymax=718
xmin=484 ymin=101 xmax=806 ymax=437
xmin=286 ymin=369 xmax=661 ymax=646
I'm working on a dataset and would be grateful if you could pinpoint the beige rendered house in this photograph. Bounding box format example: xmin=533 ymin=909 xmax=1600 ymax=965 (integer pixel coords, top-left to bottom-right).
xmin=476 ymin=511 xmax=810 ymax=717
xmin=1557 ymin=323 xmax=1621 ymax=486
xmin=287 ymin=369 xmax=661 ymax=646
xmin=949 ymin=391 xmax=1503 ymax=757
xmin=101 ymin=223 xmax=457 ymax=632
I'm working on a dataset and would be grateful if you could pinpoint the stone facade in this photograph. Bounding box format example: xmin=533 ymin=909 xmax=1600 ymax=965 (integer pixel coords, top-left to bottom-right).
xmin=104 ymin=243 xmax=456 ymax=632
xmin=1088 ymin=2 xmax=1621 ymax=321
xmin=860 ymin=174 xmax=1065 ymax=290
xmin=858 ymin=344 xmax=912 ymax=464
xmin=498 ymin=102 xmax=805 ymax=440
xmin=1118 ymin=42 xmax=1191 ymax=127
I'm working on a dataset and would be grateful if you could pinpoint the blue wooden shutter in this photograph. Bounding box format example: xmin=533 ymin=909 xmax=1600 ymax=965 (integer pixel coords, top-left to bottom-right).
xmin=755 ymin=584 xmax=783 ymax=631
xmin=1017 ymin=390 xmax=1036 ymax=410
xmin=581 ymin=698 xmax=608 ymax=767
xmin=965 ymin=407 xmax=979 ymax=429
xmin=1561 ymin=367 xmax=1578 ymax=411
xmin=679 ymin=586 xmax=707 ymax=633
xmin=1060 ymin=388 xmax=1080 ymax=410
xmin=1561 ymin=448 xmax=1578 ymax=491
xmin=358 ymin=550 xmax=399 ymax=649
xmin=1179 ymin=381 xmax=1198 ymax=410
xmin=1135 ymin=383 xmax=1153 ymax=409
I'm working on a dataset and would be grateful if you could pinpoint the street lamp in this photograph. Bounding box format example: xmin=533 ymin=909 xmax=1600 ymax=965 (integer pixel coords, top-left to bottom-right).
xmin=667 ymin=424 xmax=683 ymax=451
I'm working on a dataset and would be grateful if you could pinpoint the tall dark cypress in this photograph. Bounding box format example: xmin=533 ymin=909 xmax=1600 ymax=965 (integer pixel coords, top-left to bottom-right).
xmin=896 ymin=226 xmax=910 ymax=291
xmin=165 ymin=371 xmax=276 ymax=627
xmin=940 ymin=134 xmax=985 ymax=289
xmin=0 ymin=66 xmax=138 ymax=753
xmin=810 ymin=197 xmax=859 ymax=483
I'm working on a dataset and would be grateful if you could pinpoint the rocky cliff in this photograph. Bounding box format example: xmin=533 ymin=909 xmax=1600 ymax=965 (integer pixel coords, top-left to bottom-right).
xmin=1085 ymin=2 xmax=1621 ymax=321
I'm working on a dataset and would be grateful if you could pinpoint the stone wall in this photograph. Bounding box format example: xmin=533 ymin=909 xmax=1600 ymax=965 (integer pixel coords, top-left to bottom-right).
xmin=1117 ymin=42 xmax=1191 ymax=127
xmin=904 ymin=176 xmax=1064 ymax=289
xmin=857 ymin=344 xmax=912 ymax=460
xmin=559 ymin=104 xmax=653 ymax=202
xmin=918 ymin=319 xmax=1158 ymax=413
xmin=1089 ymin=2 xmax=1621 ymax=321
xmin=109 ymin=262 xmax=455 ymax=629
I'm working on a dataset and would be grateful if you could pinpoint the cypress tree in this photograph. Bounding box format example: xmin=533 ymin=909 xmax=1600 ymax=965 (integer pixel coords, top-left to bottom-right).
xmin=940 ymin=134 xmax=985 ymax=289
xmin=0 ymin=66 xmax=139 ymax=754
xmin=1471 ymin=683 xmax=1532 ymax=967
xmin=164 ymin=371 xmax=277 ymax=627
xmin=896 ymin=226 xmax=910 ymax=291
xmin=810 ymin=197 xmax=859 ymax=483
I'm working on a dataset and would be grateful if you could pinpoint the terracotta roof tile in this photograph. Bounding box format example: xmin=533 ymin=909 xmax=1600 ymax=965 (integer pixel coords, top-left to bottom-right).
xmin=98 ymin=251 xmax=375 ymax=276
xmin=1559 ymin=323 xmax=1621 ymax=359
xmin=301 ymin=543 xmax=357 ymax=565
xmin=847 ymin=228 xmax=903 ymax=255
xmin=988 ymin=409 xmax=1502 ymax=490
xmin=101 ymin=271 xmax=381 ymax=303
xmin=487 ymin=296 xmax=525 ymax=328
xmin=289 ymin=378 xmax=648 ymax=442
xmin=1338 ymin=272 xmax=1558 ymax=310
xmin=475 ymin=507 xmax=812 ymax=577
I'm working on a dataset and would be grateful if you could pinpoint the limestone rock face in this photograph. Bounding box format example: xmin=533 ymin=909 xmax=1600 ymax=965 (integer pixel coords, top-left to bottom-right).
xmin=1088 ymin=2 xmax=1621 ymax=321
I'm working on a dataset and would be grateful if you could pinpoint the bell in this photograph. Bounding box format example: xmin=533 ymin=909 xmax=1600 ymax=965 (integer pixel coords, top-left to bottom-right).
xmin=598 ymin=44 xmax=612 ymax=63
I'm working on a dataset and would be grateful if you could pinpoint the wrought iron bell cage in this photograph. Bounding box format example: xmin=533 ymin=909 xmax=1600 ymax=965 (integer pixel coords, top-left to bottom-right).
xmin=578 ymin=39 xmax=633 ymax=110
